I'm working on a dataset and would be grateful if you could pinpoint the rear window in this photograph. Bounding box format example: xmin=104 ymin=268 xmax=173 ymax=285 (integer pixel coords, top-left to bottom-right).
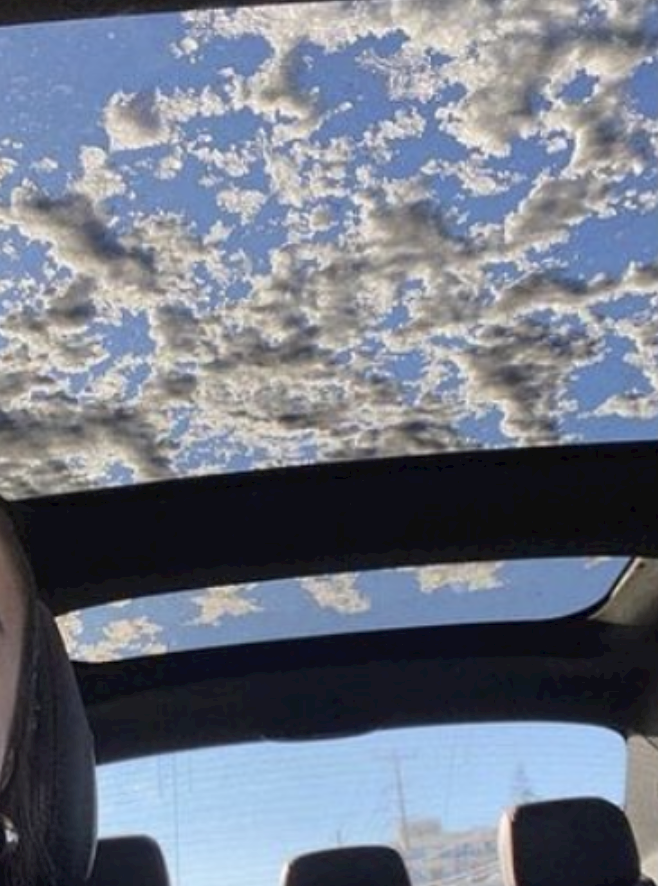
xmin=98 ymin=722 xmax=625 ymax=886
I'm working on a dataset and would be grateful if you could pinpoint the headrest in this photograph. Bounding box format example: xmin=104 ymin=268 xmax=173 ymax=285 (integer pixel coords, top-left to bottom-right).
xmin=498 ymin=797 xmax=640 ymax=886
xmin=88 ymin=836 xmax=170 ymax=886
xmin=33 ymin=602 xmax=97 ymax=885
xmin=282 ymin=846 xmax=412 ymax=886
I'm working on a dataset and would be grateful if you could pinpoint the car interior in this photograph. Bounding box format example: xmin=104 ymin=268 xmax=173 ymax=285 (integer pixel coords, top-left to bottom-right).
xmin=0 ymin=2 xmax=656 ymax=886
xmin=13 ymin=442 xmax=658 ymax=886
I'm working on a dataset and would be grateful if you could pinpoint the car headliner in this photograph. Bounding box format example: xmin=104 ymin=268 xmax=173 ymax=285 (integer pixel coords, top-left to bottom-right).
xmin=8 ymin=438 xmax=656 ymax=764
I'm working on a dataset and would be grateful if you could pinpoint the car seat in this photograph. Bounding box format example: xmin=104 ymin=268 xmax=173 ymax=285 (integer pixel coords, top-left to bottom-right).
xmin=0 ymin=602 xmax=97 ymax=886
xmin=282 ymin=845 xmax=412 ymax=886
xmin=88 ymin=836 xmax=170 ymax=886
xmin=498 ymin=797 xmax=643 ymax=886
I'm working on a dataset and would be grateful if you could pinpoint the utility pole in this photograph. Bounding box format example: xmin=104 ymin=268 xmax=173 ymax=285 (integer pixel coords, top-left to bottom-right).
xmin=378 ymin=751 xmax=415 ymax=852
xmin=391 ymin=752 xmax=412 ymax=852
xmin=384 ymin=751 xmax=411 ymax=852
xmin=172 ymin=755 xmax=181 ymax=886
xmin=511 ymin=763 xmax=537 ymax=805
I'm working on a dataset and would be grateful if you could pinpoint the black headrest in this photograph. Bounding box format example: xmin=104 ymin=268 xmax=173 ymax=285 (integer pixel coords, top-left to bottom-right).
xmin=498 ymin=797 xmax=640 ymax=886
xmin=88 ymin=836 xmax=170 ymax=886
xmin=34 ymin=602 xmax=97 ymax=885
xmin=282 ymin=846 xmax=412 ymax=886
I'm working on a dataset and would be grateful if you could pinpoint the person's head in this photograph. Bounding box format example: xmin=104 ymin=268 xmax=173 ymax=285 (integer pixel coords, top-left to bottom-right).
xmin=0 ymin=499 xmax=51 ymax=886
xmin=0 ymin=499 xmax=96 ymax=886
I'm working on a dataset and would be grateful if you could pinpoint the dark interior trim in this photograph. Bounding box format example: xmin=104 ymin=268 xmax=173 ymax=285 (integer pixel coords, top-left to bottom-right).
xmin=1 ymin=0 xmax=343 ymax=28
xmin=79 ymin=620 xmax=655 ymax=762
xmin=16 ymin=441 xmax=658 ymax=615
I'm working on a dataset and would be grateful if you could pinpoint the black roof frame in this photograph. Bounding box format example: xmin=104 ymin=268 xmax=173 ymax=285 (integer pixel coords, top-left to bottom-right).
xmin=3 ymin=0 xmax=336 ymax=28
xmin=18 ymin=441 xmax=658 ymax=615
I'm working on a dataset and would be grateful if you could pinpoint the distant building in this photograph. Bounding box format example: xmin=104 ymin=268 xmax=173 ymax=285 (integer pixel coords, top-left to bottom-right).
xmin=394 ymin=818 xmax=500 ymax=886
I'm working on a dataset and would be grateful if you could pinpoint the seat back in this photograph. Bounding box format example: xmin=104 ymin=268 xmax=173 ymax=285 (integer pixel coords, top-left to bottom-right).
xmin=283 ymin=845 xmax=412 ymax=886
xmin=24 ymin=603 xmax=97 ymax=886
xmin=498 ymin=797 xmax=641 ymax=886
xmin=88 ymin=836 xmax=170 ymax=886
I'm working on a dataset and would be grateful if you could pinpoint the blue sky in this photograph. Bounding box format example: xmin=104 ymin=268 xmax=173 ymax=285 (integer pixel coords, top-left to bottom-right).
xmin=0 ymin=1 xmax=656 ymax=882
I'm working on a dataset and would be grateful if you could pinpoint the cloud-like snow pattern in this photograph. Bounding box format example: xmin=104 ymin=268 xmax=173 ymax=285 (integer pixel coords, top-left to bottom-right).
xmin=58 ymin=612 xmax=166 ymax=662
xmin=414 ymin=563 xmax=505 ymax=594
xmin=190 ymin=585 xmax=262 ymax=625
xmin=105 ymin=91 xmax=171 ymax=151
xmin=300 ymin=575 xmax=371 ymax=614
xmin=0 ymin=0 xmax=655 ymax=499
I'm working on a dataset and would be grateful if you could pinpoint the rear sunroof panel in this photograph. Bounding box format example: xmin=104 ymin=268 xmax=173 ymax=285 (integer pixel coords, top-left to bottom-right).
xmin=58 ymin=557 xmax=628 ymax=661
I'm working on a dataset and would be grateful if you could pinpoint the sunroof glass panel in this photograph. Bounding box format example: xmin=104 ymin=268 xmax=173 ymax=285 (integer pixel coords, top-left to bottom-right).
xmin=0 ymin=2 xmax=656 ymax=498
xmin=57 ymin=556 xmax=628 ymax=661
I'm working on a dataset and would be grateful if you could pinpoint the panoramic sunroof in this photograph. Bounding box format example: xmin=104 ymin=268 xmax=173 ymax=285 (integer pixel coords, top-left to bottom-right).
xmin=0 ymin=1 xmax=656 ymax=499
xmin=58 ymin=557 xmax=627 ymax=661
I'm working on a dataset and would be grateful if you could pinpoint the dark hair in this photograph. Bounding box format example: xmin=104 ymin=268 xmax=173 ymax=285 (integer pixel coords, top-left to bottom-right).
xmin=0 ymin=502 xmax=54 ymax=886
